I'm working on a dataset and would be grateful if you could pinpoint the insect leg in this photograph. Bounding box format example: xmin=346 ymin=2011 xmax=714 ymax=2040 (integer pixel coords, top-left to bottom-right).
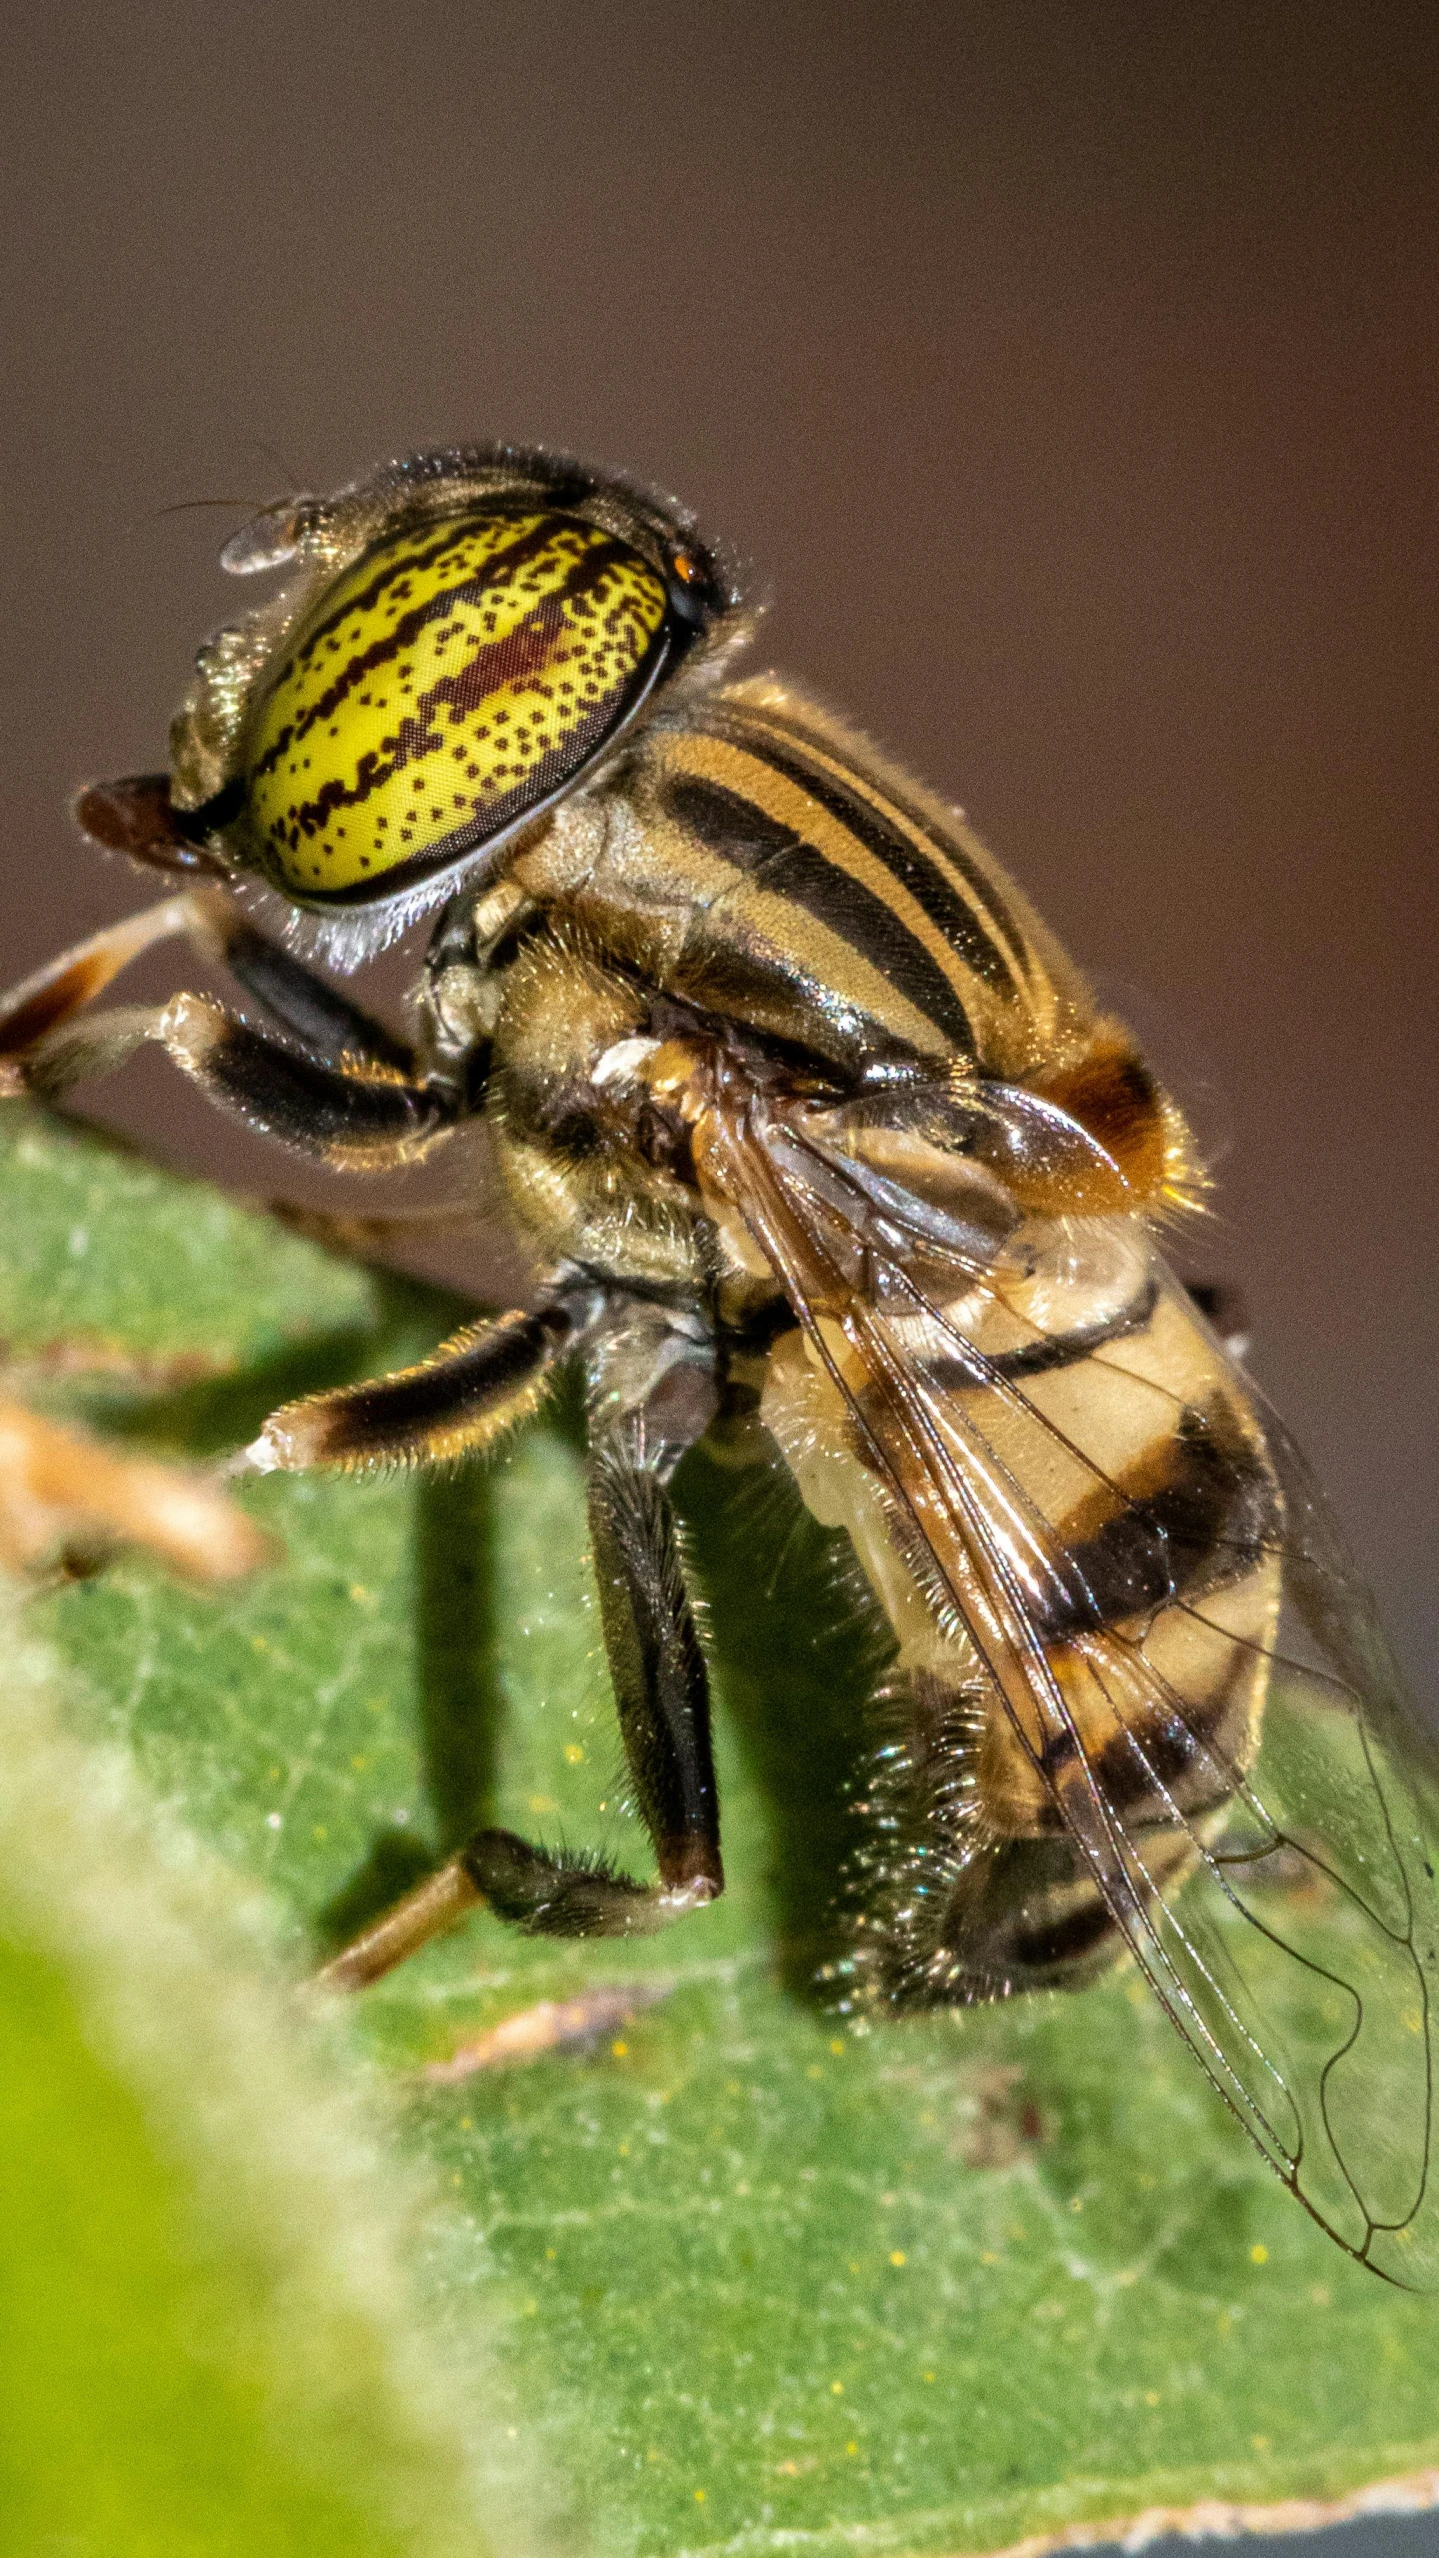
xmin=245 ymin=1292 xmax=597 ymax=1476
xmin=289 ymin=1290 xmax=600 ymax=1996
xmin=0 ymin=882 xmax=417 ymax=1083
xmin=319 ymin=1311 xmax=724 ymax=1986
xmin=0 ymin=893 xmax=207 ymax=1058
xmin=5 ymin=991 xmax=459 ymax=1169
xmin=454 ymin=1453 xmax=722 ymax=1942
xmin=588 ymin=1448 xmax=719 ymax=1906
xmin=189 ymin=905 xmax=418 ymax=1072
xmin=457 ymin=1299 xmax=724 ymax=1939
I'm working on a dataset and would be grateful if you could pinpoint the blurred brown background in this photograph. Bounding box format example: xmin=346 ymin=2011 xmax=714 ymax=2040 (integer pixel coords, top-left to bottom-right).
xmin=1 ymin=0 xmax=1435 ymax=1735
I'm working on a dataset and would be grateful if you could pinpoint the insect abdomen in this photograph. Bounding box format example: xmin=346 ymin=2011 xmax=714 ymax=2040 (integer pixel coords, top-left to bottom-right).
xmin=761 ymin=1262 xmax=1283 ymax=2000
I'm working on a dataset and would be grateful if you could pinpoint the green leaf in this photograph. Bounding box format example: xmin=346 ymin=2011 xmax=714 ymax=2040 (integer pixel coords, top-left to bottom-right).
xmin=0 ymin=1598 xmax=558 ymax=2558
xmin=7 ymin=1099 xmax=1439 ymax=2558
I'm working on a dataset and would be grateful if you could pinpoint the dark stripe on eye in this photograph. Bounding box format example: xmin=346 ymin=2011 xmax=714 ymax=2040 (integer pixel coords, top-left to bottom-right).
xmin=263 ymin=601 xmax=562 ymax=823
xmin=716 ymin=719 xmax=1019 ymax=996
xmin=276 ymin=561 xmax=662 ymax=852
xmin=292 ymin=510 xmax=562 ymax=661
xmin=744 ymin=708 xmax=1039 ymax=988
xmin=286 ymin=697 xmax=652 ymax=905
xmin=665 ymin=775 xmax=974 ymax=1049
xmin=257 ymin=527 xmax=638 ymax=780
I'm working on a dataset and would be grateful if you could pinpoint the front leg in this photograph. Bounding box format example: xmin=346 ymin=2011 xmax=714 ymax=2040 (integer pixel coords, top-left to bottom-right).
xmin=3 ymin=988 xmax=457 ymax=1170
xmin=0 ymin=875 xmax=461 ymax=1167
xmin=0 ymin=880 xmax=419 ymax=1077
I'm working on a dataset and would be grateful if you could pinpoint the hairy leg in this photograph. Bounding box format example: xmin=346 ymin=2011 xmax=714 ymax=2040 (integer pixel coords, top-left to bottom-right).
xmin=244 ymin=1293 xmax=597 ymax=1476
xmin=0 ymin=883 xmax=417 ymax=1075
xmin=313 ymin=1303 xmax=725 ymax=1988
xmin=4 ymin=988 xmax=457 ymax=1169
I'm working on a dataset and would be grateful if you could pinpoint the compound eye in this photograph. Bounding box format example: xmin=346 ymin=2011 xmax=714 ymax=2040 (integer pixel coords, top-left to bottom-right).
xmin=237 ymin=507 xmax=674 ymax=906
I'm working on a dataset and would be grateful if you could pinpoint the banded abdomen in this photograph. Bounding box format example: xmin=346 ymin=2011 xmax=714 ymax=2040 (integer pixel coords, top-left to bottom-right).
xmin=759 ymin=1222 xmax=1284 ymax=1998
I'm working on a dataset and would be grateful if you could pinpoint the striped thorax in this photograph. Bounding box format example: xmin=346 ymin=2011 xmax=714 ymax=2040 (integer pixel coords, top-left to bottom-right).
xmin=511 ymin=674 xmax=1095 ymax=1080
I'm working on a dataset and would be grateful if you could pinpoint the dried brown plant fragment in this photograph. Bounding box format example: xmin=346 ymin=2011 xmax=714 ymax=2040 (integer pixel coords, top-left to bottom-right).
xmin=0 ymin=1400 xmax=273 ymax=1583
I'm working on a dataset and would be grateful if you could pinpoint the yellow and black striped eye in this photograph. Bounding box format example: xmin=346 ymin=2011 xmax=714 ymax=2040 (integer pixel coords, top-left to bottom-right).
xmin=237 ymin=506 xmax=678 ymax=906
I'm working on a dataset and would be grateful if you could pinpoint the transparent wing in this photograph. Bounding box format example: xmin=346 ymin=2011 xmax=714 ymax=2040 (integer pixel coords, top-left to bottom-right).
xmin=694 ymin=1069 xmax=1439 ymax=2286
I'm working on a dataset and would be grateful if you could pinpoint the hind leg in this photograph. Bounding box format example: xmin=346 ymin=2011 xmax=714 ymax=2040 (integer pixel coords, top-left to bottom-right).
xmin=313 ymin=1305 xmax=725 ymax=1991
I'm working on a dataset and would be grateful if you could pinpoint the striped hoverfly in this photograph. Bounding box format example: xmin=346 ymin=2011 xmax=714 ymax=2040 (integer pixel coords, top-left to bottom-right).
xmin=3 ymin=444 xmax=1434 ymax=2284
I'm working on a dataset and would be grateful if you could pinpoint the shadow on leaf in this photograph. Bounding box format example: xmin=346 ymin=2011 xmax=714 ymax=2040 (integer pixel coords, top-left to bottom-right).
xmin=416 ymin=1462 xmax=502 ymax=1851
xmin=680 ymin=1445 xmax=894 ymax=2001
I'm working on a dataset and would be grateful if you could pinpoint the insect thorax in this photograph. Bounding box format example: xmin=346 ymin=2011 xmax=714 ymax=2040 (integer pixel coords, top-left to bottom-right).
xmin=503 ymin=676 xmax=1098 ymax=1085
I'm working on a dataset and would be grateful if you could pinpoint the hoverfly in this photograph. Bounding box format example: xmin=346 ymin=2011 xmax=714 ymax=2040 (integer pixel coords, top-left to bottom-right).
xmin=3 ymin=444 xmax=1435 ymax=2284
